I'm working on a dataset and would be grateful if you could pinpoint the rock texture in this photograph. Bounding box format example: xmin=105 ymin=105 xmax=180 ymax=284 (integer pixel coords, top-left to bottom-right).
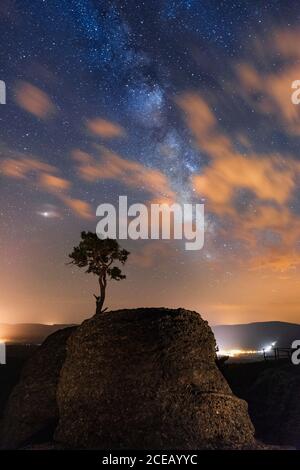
xmin=0 ymin=326 xmax=76 ymax=449
xmin=55 ymin=308 xmax=255 ymax=449
xmin=246 ymin=364 xmax=300 ymax=449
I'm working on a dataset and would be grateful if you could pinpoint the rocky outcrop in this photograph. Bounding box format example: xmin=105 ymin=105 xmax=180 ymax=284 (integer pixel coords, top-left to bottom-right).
xmin=246 ymin=364 xmax=300 ymax=448
xmin=1 ymin=308 xmax=263 ymax=450
xmin=55 ymin=308 xmax=256 ymax=449
xmin=0 ymin=326 xmax=76 ymax=449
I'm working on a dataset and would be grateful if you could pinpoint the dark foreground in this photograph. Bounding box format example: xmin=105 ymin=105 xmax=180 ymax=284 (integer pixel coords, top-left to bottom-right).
xmin=220 ymin=359 xmax=300 ymax=448
xmin=1 ymin=344 xmax=299 ymax=449
xmin=0 ymin=345 xmax=37 ymax=421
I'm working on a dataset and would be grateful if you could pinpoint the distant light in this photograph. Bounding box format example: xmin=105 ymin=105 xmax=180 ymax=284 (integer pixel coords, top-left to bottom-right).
xmin=217 ymin=341 xmax=278 ymax=358
xmin=262 ymin=341 xmax=276 ymax=353
xmin=218 ymin=349 xmax=260 ymax=358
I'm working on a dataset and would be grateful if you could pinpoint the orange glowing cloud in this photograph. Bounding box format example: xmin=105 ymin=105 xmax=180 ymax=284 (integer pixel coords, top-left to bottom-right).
xmin=177 ymin=90 xmax=300 ymax=272
xmin=226 ymin=204 xmax=300 ymax=263
xmin=61 ymin=196 xmax=93 ymax=220
xmin=39 ymin=173 xmax=71 ymax=192
xmin=193 ymin=153 xmax=296 ymax=206
xmin=73 ymin=146 xmax=175 ymax=199
xmin=15 ymin=82 xmax=56 ymax=119
xmin=249 ymin=249 xmax=300 ymax=273
xmin=0 ymin=156 xmax=57 ymax=179
xmin=0 ymin=154 xmax=93 ymax=220
xmin=176 ymin=94 xmax=233 ymax=160
xmin=178 ymin=92 xmax=299 ymax=208
xmin=237 ymin=62 xmax=300 ymax=135
xmin=0 ymin=158 xmax=31 ymax=179
xmin=177 ymin=93 xmax=216 ymax=139
xmin=86 ymin=118 xmax=125 ymax=138
xmin=234 ymin=28 xmax=300 ymax=135
xmin=176 ymin=30 xmax=300 ymax=274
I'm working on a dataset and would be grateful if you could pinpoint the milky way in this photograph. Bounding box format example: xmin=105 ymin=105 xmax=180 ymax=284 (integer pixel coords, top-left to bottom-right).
xmin=1 ymin=1 xmax=300 ymax=325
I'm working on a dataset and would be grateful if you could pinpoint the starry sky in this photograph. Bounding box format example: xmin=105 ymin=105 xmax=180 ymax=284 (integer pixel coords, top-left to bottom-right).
xmin=1 ymin=0 xmax=300 ymax=326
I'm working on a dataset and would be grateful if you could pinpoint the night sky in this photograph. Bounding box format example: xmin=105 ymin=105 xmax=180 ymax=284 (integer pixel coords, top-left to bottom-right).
xmin=1 ymin=0 xmax=300 ymax=325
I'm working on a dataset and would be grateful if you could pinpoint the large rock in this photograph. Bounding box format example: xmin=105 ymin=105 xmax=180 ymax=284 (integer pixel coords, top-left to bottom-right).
xmin=55 ymin=308 xmax=256 ymax=449
xmin=246 ymin=364 xmax=300 ymax=448
xmin=0 ymin=326 xmax=76 ymax=449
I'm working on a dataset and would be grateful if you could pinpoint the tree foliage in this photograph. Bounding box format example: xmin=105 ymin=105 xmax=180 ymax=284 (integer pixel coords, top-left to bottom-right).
xmin=69 ymin=232 xmax=129 ymax=314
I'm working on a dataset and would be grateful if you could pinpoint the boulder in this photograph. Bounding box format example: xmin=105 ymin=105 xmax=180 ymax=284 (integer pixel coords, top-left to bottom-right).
xmin=246 ymin=364 xmax=300 ymax=448
xmin=55 ymin=308 xmax=256 ymax=449
xmin=0 ymin=326 xmax=76 ymax=449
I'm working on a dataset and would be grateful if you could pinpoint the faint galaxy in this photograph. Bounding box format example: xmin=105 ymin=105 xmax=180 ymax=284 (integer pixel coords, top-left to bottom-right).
xmin=1 ymin=0 xmax=300 ymax=324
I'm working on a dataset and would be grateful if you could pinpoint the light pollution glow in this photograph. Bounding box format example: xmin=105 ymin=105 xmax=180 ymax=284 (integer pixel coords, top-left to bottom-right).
xmin=218 ymin=342 xmax=277 ymax=358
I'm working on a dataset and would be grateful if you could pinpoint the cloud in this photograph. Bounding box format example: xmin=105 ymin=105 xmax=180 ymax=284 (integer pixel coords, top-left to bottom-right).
xmin=0 ymin=156 xmax=57 ymax=179
xmin=249 ymin=249 xmax=300 ymax=273
xmin=176 ymin=94 xmax=233 ymax=160
xmin=192 ymin=153 xmax=296 ymax=206
xmin=177 ymin=91 xmax=300 ymax=272
xmin=73 ymin=146 xmax=175 ymax=199
xmin=175 ymin=30 xmax=300 ymax=271
xmin=1 ymin=157 xmax=33 ymax=179
xmin=14 ymin=82 xmax=56 ymax=119
xmin=236 ymin=62 xmax=300 ymax=135
xmin=234 ymin=28 xmax=300 ymax=136
xmin=61 ymin=196 xmax=93 ymax=220
xmin=39 ymin=173 xmax=71 ymax=192
xmin=86 ymin=118 xmax=125 ymax=138
xmin=238 ymin=204 xmax=300 ymax=253
xmin=178 ymin=92 xmax=299 ymax=209
xmin=0 ymin=153 xmax=93 ymax=220
xmin=177 ymin=93 xmax=217 ymax=139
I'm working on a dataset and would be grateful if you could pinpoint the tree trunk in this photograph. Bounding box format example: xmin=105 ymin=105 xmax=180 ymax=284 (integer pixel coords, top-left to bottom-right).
xmin=95 ymin=273 xmax=106 ymax=314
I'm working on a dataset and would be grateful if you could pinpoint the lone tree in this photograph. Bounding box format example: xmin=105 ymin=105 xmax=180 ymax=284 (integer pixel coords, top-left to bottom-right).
xmin=69 ymin=231 xmax=129 ymax=315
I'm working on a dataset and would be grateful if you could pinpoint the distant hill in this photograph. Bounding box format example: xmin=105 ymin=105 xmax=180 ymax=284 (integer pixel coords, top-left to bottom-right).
xmin=2 ymin=320 xmax=300 ymax=349
xmin=0 ymin=323 xmax=75 ymax=344
xmin=212 ymin=321 xmax=300 ymax=350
